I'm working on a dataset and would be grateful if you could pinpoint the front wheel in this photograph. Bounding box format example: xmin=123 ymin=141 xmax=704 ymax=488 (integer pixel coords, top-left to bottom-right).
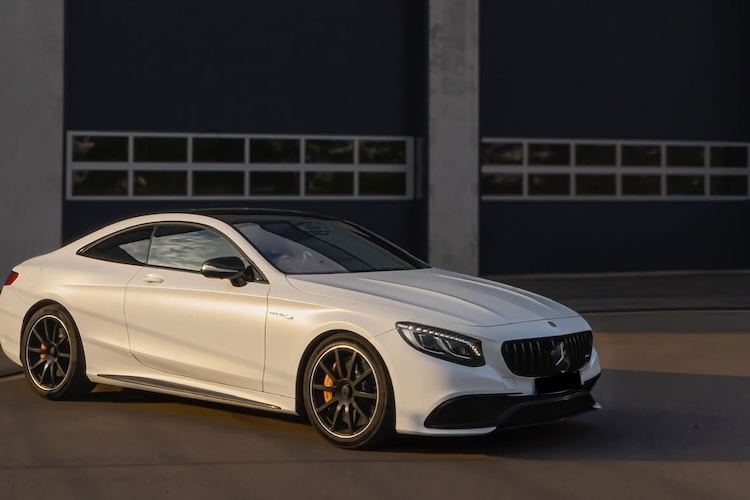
xmin=303 ymin=334 xmax=394 ymax=449
xmin=21 ymin=305 xmax=95 ymax=400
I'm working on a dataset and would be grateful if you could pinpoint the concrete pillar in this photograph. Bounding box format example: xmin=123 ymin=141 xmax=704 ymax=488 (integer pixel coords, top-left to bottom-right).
xmin=0 ymin=0 xmax=64 ymax=273
xmin=427 ymin=0 xmax=480 ymax=275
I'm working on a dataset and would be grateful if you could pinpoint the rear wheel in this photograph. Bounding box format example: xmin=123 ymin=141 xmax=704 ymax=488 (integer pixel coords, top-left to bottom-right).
xmin=303 ymin=334 xmax=394 ymax=449
xmin=21 ymin=305 xmax=95 ymax=400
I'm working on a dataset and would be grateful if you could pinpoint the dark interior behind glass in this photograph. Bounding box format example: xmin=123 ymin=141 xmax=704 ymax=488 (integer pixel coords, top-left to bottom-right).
xmin=234 ymin=217 xmax=428 ymax=274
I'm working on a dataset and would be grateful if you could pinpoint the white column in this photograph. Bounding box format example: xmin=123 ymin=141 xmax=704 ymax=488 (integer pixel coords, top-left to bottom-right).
xmin=428 ymin=0 xmax=480 ymax=275
xmin=0 ymin=0 xmax=64 ymax=273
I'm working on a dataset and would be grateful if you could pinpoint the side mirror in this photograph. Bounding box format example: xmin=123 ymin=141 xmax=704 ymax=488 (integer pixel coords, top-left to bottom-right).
xmin=201 ymin=256 xmax=247 ymax=282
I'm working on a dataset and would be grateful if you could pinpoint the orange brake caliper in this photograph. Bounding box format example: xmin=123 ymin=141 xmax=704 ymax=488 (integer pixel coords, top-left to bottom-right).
xmin=40 ymin=343 xmax=47 ymax=359
xmin=323 ymin=363 xmax=336 ymax=403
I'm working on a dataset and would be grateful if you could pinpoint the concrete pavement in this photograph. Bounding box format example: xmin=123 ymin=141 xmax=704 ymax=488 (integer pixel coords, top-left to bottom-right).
xmin=1 ymin=310 xmax=749 ymax=500
xmin=0 ymin=351 xmax=20 ymax=377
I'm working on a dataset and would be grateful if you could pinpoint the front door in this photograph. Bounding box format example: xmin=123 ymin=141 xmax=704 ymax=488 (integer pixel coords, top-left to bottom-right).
xmin=124 ymin=223 xmax=269 ymax=391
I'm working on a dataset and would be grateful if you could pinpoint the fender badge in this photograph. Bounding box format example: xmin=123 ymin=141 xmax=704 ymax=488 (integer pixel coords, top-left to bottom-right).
xmin=269 ymin=311 xmax=294 ymax=320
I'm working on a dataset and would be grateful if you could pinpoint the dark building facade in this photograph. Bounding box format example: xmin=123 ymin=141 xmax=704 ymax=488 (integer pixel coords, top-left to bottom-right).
xmin=62 ymin=0 xmax=750 ymax=275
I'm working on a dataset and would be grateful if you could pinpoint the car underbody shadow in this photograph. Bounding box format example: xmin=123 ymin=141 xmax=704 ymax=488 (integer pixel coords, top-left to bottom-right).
xmin=377 ymin=369 xmax=750 ymax=462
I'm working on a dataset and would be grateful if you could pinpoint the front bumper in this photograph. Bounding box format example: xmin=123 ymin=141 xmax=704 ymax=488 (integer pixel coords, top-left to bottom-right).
xmin=424 ymin=374 xmax=600 ymax=430
xmin=372 ymin=316 xmax=602 ymax=436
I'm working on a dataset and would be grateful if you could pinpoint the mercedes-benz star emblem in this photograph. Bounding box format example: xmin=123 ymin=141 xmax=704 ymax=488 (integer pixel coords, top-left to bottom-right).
xmin=550 ymin=340 xmax=571 ymax=373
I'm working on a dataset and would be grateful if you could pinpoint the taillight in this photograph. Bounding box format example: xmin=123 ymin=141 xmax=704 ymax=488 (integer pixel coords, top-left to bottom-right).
xmin=4 ymin=271 xmax=18 ymax=286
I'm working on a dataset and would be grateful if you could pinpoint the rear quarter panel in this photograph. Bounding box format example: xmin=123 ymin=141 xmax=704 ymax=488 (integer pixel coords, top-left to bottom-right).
xmin=1 ymin=250 xmax=143 ymax=373
xmin=31 ymin=253 xmax=143 ymax=375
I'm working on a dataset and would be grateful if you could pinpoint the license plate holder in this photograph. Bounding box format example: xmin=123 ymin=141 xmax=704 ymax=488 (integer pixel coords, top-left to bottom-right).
xmin=534 ymin=372 xmax=582 ymax=395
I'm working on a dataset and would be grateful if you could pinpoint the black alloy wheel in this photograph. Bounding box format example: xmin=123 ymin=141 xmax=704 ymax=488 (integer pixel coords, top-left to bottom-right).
xmin=303 ymin=334 xmax=394 ymax=449
xmin=21 ymin=305 xmax=95 ymax=400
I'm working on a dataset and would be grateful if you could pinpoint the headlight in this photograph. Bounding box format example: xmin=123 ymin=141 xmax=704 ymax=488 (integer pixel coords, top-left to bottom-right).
xmin=396 ymin=322 xmax=484 ymax=367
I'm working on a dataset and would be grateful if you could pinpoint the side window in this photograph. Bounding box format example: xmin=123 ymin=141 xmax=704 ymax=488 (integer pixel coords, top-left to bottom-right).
xmin=148 ymin=224 xmax=249 ymax=272
xmin=80 ymin=226 xmax=154 ymax=265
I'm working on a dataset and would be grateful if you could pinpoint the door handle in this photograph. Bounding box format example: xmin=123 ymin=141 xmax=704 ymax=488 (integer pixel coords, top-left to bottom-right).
xmin=143 ymin=273 xmax=164 ymax=284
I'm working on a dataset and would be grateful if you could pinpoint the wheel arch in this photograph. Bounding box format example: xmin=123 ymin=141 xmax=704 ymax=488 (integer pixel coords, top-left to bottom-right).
xmin=294 ymin=329 xmax=395 ymax=418
xmin=20 ymin=300 xmax=77 ymax=352
xmin=19 ymin=299 xmax=96 ymax=398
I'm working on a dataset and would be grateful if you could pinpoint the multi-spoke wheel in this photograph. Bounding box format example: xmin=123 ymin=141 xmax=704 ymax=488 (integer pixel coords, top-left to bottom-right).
xmin=21 ymin=305 xmax=95 ymax=400
xmin=303 ymin=334 xmax=394 ymax=449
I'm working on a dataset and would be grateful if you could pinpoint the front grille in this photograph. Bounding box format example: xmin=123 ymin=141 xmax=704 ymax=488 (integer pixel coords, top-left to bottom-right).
xmin=501 ymin=330 xmax=593 ymax=377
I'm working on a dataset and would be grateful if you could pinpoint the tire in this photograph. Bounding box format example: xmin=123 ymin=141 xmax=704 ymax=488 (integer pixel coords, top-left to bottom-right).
xmin=21 ymin=305 xmax=95 ymax=400
xmin=303 ymin=333 xmax=394 ymax=450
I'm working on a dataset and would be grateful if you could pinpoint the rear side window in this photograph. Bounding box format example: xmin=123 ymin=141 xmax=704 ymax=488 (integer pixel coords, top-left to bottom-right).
xmin=80 ymin=226 xmax=154 ymax=265
xmin=147 ymin=224 xmax=249 ymax=272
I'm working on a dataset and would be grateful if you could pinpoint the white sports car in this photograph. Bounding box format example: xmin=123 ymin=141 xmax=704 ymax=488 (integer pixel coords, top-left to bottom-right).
xmin=0 ymin=209 xmax=601 ymax=449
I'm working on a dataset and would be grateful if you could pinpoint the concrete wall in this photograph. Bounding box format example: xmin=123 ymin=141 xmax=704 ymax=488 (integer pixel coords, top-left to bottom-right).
xmin=427 ymin=0 xmax=480 ymax=275
xmin=0 ymin=1 xmax=64 ymax=273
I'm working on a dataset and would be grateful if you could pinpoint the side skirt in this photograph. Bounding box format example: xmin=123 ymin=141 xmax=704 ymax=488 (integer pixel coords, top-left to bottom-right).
xmin=97 ymin=374 xmax=282 ymax=410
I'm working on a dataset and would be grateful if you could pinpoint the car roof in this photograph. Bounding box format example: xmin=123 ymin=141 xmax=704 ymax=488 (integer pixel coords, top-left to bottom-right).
xmin=181 ymin=207 xmax=339 ymax=225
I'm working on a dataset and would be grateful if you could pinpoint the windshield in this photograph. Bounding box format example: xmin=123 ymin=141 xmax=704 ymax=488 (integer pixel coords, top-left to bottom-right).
xmin=234 ymin=219 xmax=429 ymax=274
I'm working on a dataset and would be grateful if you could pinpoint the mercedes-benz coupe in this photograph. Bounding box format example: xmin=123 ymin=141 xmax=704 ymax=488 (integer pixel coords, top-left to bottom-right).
xmin=0 ymin=209 xmax=601 ymax=449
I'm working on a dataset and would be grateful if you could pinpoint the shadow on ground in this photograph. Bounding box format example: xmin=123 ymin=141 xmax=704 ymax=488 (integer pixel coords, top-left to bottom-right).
xmin=377 ymin=368 xmax=750 ymax=462
xmin=35 ymin=368 xmax=750 ymax=463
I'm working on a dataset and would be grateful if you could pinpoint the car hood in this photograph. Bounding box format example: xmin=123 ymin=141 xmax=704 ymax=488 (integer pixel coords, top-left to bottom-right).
xmin=286 ymin=268 xmax=579 ymax=327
